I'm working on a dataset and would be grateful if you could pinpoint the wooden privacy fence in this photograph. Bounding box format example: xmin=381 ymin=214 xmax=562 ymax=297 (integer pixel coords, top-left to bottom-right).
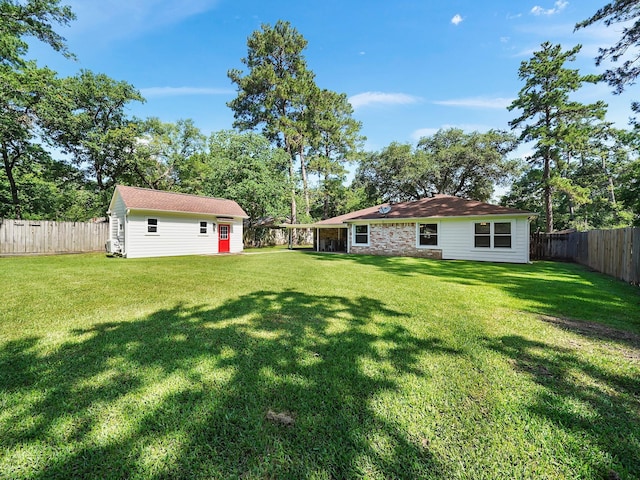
xmin=531 ymin=228 xmax=640 ymax=285
xmin=0 ymin=219 xmax=108 ymax=255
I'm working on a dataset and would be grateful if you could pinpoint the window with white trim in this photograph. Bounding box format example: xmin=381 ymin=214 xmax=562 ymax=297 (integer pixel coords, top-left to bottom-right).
xmin=199 ymin=221 xmax=207 ymax=234
xmin=494 ymin=222 xmax=512 ymax=248
xmin=474 ymin=221 xmax=512 ymax=248
xmin=418 ymin=223 xmax=438 ymax=246
xmin=474 ymin=222 xmax=491 ymax=248
xmin=147 ymin=218 xmax=158 ymax=234
xmin=353 ymin=225 xmax=369 ymax=245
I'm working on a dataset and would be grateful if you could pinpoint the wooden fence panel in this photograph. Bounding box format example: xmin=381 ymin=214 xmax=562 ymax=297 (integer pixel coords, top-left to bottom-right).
xmin=0 ymin=219 xmax=108 ymax=255
xmin=531 ymin=227 xmax=639 ymax=286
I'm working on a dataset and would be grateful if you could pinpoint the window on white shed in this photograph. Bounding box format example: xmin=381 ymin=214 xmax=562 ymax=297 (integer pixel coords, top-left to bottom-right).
xmin=200 ymin=221 xmax=207 ymax=234
xmin=147 ymin=218 xmax=158 ymax=233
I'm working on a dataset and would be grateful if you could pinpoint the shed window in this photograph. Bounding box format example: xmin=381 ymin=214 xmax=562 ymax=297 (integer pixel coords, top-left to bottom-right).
xmin=418 ymin=223 xmax=438 ymax=246
xmin=200 ymin=221 xmax=207 ymax=234
xmin=147 ymin=218 xmax=158 ymax=234
xmin=354 ymin=225 xmax=369 ymax=245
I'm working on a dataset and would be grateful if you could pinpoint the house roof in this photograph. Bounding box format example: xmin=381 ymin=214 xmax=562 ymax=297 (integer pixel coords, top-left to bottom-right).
xmin=316 ymin=194 xmax=534 ymax=225
xmin=113 ymin=185 xmax=248 ymax=218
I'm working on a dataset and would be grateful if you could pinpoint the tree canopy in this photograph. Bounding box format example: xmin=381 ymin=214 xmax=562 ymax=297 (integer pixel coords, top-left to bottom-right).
xmin=355 ymin=128 xmax=518 ymax=204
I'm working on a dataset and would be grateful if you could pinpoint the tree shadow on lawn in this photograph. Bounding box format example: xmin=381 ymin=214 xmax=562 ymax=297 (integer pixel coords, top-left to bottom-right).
xmin=307 ymin=252 xmax=640 ymax=339
xmin=0 ymin=290 xmax=457 ymax=479
xmin=484 ymin=334 xmax=640 ymax=478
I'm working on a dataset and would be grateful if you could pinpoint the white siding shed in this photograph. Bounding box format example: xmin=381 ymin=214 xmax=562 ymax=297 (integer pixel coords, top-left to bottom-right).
xmin=107 ymin=185 xmax=248 ymax=259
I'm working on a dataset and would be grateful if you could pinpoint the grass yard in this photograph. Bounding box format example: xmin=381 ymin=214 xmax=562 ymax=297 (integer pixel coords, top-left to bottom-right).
xmin=1 ymin=251 xmax=639 ymax=479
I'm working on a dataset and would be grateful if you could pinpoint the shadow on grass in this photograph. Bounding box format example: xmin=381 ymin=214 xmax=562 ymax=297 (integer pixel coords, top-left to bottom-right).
xmin=484 ymin=334 xmax=640 ymax=478
xmin=0 ymin=290 xmax=455 ymax=479
xmin=307 ymin=252 xmax=640 ymax=338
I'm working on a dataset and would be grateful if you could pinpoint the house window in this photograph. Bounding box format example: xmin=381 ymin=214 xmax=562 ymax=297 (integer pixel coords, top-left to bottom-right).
xmin=147 ymin=218 xmax=158 ymax=234
xmin=354 ymin=225 xmax=369 ymax=245
xmin=494 ymin=222 xmax=512 ymax=248
xmin=200 ymin=221 xmax=207 ymax=234
xmin=418 ymin=223 xmax=438 ymax=246
xmin=474 ymin=222 xmax=491 ymax=248
xmin=474 ymin=222 xmax=512 ymax=248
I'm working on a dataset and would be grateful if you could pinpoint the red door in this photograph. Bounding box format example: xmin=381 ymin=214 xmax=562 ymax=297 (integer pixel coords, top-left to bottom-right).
xmin=218 ymin=224 xmax=230 ymax=253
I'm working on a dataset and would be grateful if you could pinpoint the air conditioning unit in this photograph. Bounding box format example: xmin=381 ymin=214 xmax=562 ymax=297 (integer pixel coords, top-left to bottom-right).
xmin=105 ymin=239 xmax=121 ymax=255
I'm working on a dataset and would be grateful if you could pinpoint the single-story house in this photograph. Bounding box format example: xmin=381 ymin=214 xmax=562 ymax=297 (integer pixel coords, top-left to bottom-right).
xmin=106 ymin=185 xmax=248 ymax=258
xmin=290 ymin=194 xmax=536 ymax=264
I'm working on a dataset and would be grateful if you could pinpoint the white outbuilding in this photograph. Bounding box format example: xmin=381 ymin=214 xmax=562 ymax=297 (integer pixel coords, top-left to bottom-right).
xmin=106 ymin=185 xmax=248 ymax=258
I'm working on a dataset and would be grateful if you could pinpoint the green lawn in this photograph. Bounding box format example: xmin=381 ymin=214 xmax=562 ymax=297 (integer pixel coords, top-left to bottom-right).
xmin=1 ymin=251 xmax=639 ymax=479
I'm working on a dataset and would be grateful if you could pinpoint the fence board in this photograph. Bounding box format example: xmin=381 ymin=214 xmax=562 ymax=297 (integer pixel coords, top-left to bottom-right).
xmin=0 ymin=219 xmax=108 ymax=255
xmin=531 ymin=227 xmax=640 ymax=286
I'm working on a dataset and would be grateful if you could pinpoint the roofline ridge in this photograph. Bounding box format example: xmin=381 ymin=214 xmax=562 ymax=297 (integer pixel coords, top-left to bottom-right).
xmin=117 ymin=184 xmax=236 ymax=203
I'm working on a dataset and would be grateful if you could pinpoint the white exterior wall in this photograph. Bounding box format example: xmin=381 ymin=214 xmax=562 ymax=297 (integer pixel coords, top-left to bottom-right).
xmin=438 ymin=216 xmax=530 ymax=263
xmin=228 ymin=222 xmax=244 ymax=253
xmin=109 ymin=194 xmax=127 ymax=254
xmin=124 ymin=212 xmax=244 ymax=259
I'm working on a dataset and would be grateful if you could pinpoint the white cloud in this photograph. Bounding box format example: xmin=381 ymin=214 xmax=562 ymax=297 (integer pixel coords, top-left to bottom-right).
xmin=451 ymin=14 xmax=463 ymax=26
xmin=530 ymin=1 xmax=568 ymax=16
xmin=348 ymin=92 xmax=421 ymax=109
xmin=66 ymin=0 xmax=220 ymax=41
xmin=140 ymin=86 xmax=234 ymax=97
xmin=433 ymin=97 xmax=514 ymax=109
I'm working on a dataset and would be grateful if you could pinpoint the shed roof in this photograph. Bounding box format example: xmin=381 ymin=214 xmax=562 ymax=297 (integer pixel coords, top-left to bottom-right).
xmin=113 ymin=185 xmax=248 ymax=218
xmin=316 ymin=194 xmax=534 ymax=225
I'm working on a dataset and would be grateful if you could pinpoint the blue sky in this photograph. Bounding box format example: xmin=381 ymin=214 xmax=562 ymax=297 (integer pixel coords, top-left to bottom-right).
xmin=29 ymin=0 xmax=636 ymax=155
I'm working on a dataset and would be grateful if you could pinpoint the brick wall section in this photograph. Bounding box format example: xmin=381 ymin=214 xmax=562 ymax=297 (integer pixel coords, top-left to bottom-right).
xmin=350 ymin=223 xmax=442 ymax=259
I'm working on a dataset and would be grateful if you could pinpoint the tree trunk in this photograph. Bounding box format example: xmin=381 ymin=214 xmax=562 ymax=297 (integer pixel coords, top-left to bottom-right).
xmin=2 ymin=145 xmax=21 ymax=219
xmin=285 ymin=141 xmax=297 ymax=227
xmin=543 ymin=153 xmax=553 ymax=233
xmin=299 ymin=145 xmax=310 ymax=218
xmin=322 ymin=171 xmax=329 ymax=219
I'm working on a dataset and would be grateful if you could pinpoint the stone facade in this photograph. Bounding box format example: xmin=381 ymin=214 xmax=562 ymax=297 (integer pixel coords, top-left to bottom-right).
xmin=350 ymin=222 xmax=442 ymax=259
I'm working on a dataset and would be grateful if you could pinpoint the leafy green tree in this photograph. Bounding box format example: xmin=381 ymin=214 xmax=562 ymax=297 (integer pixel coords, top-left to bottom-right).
xmin=200 ymin=130 xmax=290 ymax=226
xmin=576 ymin=1 xmax=640 ymax=96
xmin=0 ymin=0 xmax=75 ymax=218
xmin=355 ymin=129 xmax=517 ymax=204
xmin=0 ymin=0 xmax=75 ymax=66
xmin=416 ymin=128 xmax=518 ymax=201
xmin=508 ymin=42 xmax=607 ymax=232
xmin=0 ymin=63 xmax=59 ymax=217
xmin=130 ymin=118 xmax=206 ymax=190
xmin=307 ymin=88 xmax=364 ymax=219
xmin=228 ymin=20 xmax=317 ymax=224
xmin=355 ymin=142 xmax=422 ymax=203
xmin=43 ymin=70 xmax=144 ymax=197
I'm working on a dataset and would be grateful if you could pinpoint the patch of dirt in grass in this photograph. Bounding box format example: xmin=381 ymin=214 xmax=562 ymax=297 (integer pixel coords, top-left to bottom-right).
xmin=539 ymin=315 xmax=640 ymax=361
xmin=266 ymin=409 xmax=295 ymax=426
